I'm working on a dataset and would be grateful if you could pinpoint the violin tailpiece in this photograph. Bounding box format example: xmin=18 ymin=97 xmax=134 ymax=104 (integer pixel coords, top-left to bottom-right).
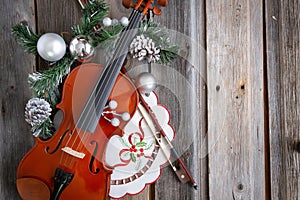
xmin=51 ymin=168 xmax=74 ymax=200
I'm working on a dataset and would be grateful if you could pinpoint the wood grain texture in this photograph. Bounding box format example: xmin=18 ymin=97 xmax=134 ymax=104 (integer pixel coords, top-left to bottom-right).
xmin=266 ymin=0 xmax=300 ymax=199
xmin=3 ymin=0 xmax=300 ymax=200
xmin=109 ymin=1 xmax=207 ymax=199
xmin=152 ymin=1 xmax=207 ymax=200
xmin=206 ymin=0 xmax=266 ymax=199
xmin=0 ymin=0 xmax=36 ymax=199
xmin=36 ymin=0 xmax=81 ymax=35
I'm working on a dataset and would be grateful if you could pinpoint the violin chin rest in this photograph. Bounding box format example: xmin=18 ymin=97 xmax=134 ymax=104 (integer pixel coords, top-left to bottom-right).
xmin=17 ymin=177 xmax=50 ymax=200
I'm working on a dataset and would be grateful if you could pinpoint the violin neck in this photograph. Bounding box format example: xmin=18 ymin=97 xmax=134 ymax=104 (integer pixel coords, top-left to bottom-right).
xmin=76 ymin=10 xmax=143 ymax=133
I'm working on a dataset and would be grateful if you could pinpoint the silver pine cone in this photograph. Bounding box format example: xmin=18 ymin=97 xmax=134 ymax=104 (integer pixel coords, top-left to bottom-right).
xmin=25 ymin=98 xmax=52 ymax=126
xmin=129 ymin=35 xmax=160 ymax=63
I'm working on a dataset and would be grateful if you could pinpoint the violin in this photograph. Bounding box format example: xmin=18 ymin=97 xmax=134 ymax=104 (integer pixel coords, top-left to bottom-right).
xmin=16 ymin=1 xmax=168 ymax=199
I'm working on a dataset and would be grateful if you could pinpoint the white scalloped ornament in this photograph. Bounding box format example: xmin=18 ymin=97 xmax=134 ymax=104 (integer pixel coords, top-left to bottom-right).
xmin=105 ymin=92 xmax=175 ymax=199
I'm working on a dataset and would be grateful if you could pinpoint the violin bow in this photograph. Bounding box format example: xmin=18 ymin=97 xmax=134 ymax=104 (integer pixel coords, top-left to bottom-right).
xmin=136 ymin=90 xmax=198 ymax=190
xmin=122 ymin=65 xmax=197 ymax=190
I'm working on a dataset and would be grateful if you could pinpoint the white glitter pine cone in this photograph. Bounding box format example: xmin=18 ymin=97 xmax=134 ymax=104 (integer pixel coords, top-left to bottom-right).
xmin=25 ymin=98 xmax=52 ymax=126
xmin=129 ymin=35 xmax=160 ymax=63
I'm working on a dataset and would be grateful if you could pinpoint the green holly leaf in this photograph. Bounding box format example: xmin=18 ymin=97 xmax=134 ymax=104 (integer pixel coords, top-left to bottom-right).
xmin=136 ymin=142 xmax=147 ymax=147
xmin=130 ymin=153 xmax=136 ymax=163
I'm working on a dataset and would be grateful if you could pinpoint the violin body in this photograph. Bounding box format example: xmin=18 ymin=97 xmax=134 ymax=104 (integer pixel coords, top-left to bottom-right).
xmin=16 ymin=1 xmax=169 ymax=199
xmin=16 ymin=63 xmax=138 ymax=200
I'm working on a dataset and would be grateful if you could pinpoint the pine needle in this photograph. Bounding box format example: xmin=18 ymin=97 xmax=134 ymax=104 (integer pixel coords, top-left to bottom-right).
xmin=28 ymin=55 xmax=74 ymax=106
xmin=72 ymin=0 xmax=109 ymax=36
xmin=31 ymin=118 xmax=53 ymax=139
xmin=11 ymin=22 xmax=39 ymax=54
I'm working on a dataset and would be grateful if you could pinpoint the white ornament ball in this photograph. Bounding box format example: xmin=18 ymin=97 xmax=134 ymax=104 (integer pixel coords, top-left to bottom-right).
xmin=109 ymin=100 xmax=118 ymax=109
xmin=121 ymin=112 xmax=130 ymax=121
xmin=103 ymin=17 xmax=112 ymax=27
xmin=136 ymin=72 xmax=157 ymax=94
xmin=111 ymin=118 xmax=120 ymax=127
xmin=37 ymin=33 xmax=66 ymax=62
xmin=120 ymin=17 xmax=129 ymax=26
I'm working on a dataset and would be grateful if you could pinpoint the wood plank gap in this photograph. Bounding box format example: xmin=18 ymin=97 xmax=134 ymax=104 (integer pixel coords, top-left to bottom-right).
xmin=262 ymin=0 xmax=271 ymax=199
xmin=34 ymin=0 xmax=39 ymax=71
xmin=149 ymin=183 xmax=155 ymax=200
xmin=203 ymin=0 xmax=209 ymax=197
xmin=34 ymin=0 xmax=38 ymax=35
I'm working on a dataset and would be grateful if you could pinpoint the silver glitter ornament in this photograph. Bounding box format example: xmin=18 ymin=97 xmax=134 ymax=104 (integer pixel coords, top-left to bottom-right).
xmin=37 ymin=33 xmax=66 ymax=62
xmin=69 ymin=36 xmax=94 ymax=60
xmin=25 ymin=98 xmax=52 ymax=126
xmin=135 ymin=72 xmax=157 ymax=94
xmin=111 ymin=18 xmax=119 ymax=26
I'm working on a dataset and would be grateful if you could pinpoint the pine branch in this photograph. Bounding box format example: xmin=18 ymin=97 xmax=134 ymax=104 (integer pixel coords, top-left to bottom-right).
xmin=160 ymin=46 xmax=179 ymax=64
xmin=72 ymin=0 xmax=108 ymax=36
xmin=28 ymin=55 xmax=74 ymax=106
xmin=92 ymin=20 xmax=179 ymax=64
xmin=138 ymin=21 xmax=169 ymax=46
xmin=11 ymin=22 xmax=39 ymax=54
xmin=32 ymin=118 xmax=53 ymax=139
xmin=137 ymin=21 xmax=179 ymax=64
xmin=91 ymin=24 xmax=123 ymax=53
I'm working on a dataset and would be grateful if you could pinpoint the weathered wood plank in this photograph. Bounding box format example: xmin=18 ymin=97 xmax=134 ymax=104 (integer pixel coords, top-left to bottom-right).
xmin=266 ymin=0 xmax=300 ymax=199
xmin=152 ymin=1 xmax=207 ymax=200
xmin=207 ymin=0 xmax=266 ymax=199
xmin=36 ymin=0 xmax=81 ymax=35
xmin=0 ymin=1 xmax=36 ymax=199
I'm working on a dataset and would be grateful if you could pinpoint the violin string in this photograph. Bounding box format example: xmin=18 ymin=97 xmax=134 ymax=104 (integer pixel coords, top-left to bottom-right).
xmin=59 ymin=11 xmax=138 ymax=167
xmin=60 ymin=10 xmax=142 ymax=168
xmin=67 ymin=11 xmax=141 ymax=167
xmin=60 ymin=10 xmax=139 ymax=167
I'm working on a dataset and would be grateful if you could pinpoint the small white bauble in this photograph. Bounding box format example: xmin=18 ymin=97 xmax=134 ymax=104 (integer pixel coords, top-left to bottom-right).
xmin=111 ymin=118 xmax=120 ymax=127
xmin=120 ymin=17 xmax=129 ymax=26
xmin=109 ymin=100 xmax=118 ymax=109
xmin=135 ymin=72 xmax=157 ymax=94
xmin=37 ymin=33 xmax=66 ymax=62
xmin=121 ymin=112 xmax=130 ymax=121
xmin=103 ymin=17 xmax=112 ymax=27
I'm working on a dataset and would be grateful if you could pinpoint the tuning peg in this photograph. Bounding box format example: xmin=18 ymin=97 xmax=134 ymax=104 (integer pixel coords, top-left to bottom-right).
xmin=122 ymin=0 xmax=134 ymax=8
xmin=156 ymin=0 xmax=168 ymax=7
xmin=153 ymin=6 xmax=162 ymax=15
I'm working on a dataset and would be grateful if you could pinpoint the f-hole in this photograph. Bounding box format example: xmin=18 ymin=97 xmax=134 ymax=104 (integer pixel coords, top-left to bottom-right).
xmin=89 ymin=140 xmax=100 ymax=174
xmin=46 ymin=130 xmax=72 ymax=154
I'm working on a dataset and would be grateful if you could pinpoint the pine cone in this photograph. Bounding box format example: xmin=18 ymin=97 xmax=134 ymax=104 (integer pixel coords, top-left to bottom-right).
xmin=130 ymin=35 xmax=160 ymax=63
xmin=25 ymin=98 xmax=52 ymax=126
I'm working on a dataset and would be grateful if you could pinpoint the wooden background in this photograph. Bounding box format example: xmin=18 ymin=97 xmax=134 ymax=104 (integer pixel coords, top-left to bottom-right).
xmin=0 ymin=0 xmax=299 ymax=199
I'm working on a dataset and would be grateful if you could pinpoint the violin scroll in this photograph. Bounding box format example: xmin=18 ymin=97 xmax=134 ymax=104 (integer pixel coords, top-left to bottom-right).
xmin=156 ymin=0 xmax=168 ymax=7
xmin=122 ymin=0 xmax=168 ymax=16
xmin=122 ymin=0 xmax=134 ymax=8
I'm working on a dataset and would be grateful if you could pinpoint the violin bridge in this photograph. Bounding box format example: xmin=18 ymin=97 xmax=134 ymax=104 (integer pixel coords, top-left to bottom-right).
xmin=62 ymin=147 xmax=86 ymax=159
